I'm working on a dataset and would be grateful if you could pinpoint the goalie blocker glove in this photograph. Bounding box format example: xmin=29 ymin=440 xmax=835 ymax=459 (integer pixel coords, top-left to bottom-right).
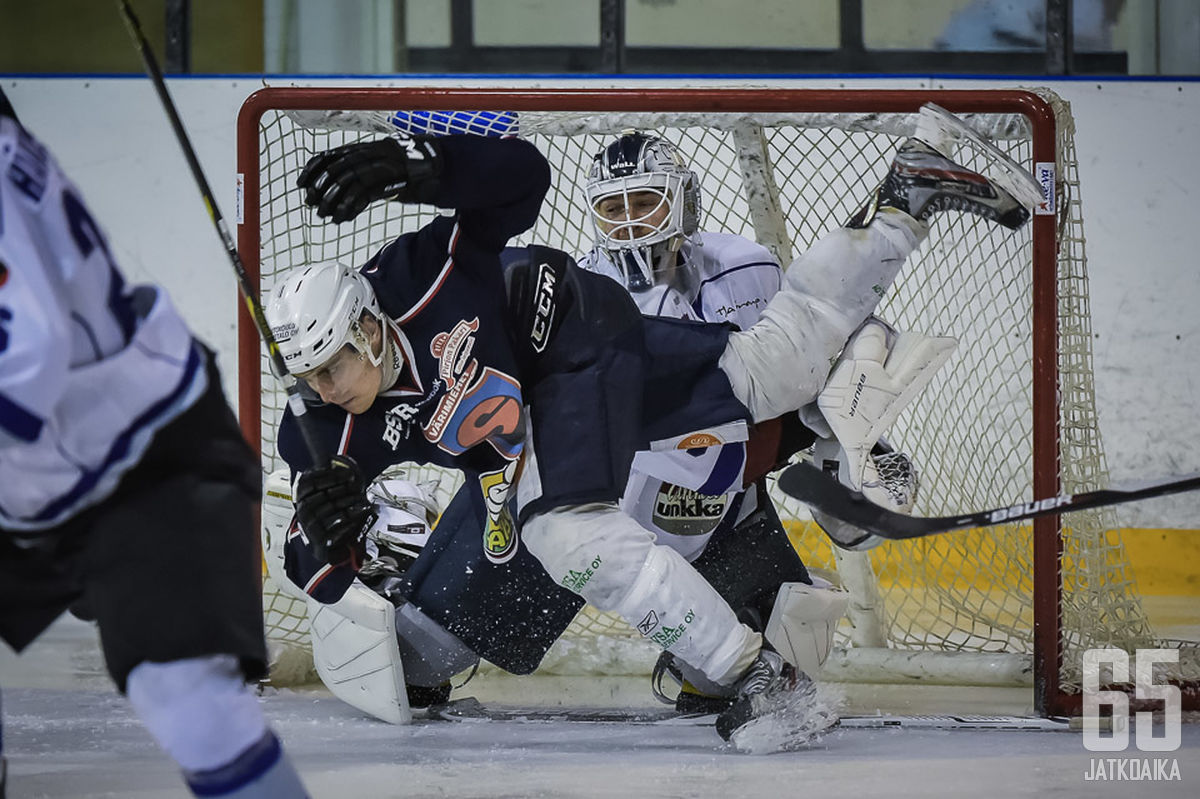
xmin=294 ymin=455 xmax=378 ymax=568
xmin=298 ymin=134 xmax=444 ymax=223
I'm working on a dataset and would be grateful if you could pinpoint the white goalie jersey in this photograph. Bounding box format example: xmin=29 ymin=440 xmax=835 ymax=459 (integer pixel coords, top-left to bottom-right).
xmin=0 ymin=116 xmax=207 ymax=533
xmin=580 ymin=232 xmax=782 ymax=559
xmin=579 ymin=231 xmax=781 ymax=332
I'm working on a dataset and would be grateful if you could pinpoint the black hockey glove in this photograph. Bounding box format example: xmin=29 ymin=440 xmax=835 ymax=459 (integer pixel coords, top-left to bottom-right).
xmin=293 ymin=455 xmax=377 ymax=569
xmin=297 ymin=134 xmax=443 ymax=223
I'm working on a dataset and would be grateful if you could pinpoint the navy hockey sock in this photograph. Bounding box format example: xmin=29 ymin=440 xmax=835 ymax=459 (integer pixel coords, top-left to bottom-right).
xmin=184 ymin=731 xmax=308 ymax=798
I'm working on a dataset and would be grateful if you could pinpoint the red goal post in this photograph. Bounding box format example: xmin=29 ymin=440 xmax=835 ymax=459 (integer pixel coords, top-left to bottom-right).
xmin=235 ymin=86 xmax=1196 ymax=717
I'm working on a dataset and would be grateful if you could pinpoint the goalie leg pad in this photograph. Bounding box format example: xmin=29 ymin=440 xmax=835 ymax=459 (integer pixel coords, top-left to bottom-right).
xmin=393 ymin=601 xmax=479 ymax=688
xmin=720 ymin=215 xmax=926 ymax=422
xmin=763 ymin=582 xmax=850 ymax=678
xmin=817 ymin=318 xmax=956 ymax=491
xmin=522 ymin=503 xmax=761 ymax=686
xmin=307 ymin=583 xmax=411 ymax=725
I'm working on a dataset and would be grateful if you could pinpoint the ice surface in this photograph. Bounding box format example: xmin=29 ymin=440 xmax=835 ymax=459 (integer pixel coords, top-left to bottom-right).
xmin=3 ymin=616 xmax=1198 ymax=798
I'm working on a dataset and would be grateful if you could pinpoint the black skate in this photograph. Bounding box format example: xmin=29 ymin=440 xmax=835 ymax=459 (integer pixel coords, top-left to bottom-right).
xmin=651 ymin=652 xmax=733 ymax=715
xmin=715 ymin=648 xmax=838 ymax=752
xmin=850 ymin=103 xmax=1042 ymax=231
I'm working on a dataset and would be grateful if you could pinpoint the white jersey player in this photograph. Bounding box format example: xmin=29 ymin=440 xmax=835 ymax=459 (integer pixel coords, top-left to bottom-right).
xmin=578 ymin=133 xmax=857 ymax=710
xmin=581 ymin=228 xmax=781 ymax=332
xmin=578 ymin=132 xmax=927 ymax=559
xmin=0 ymin=92 xmax=308 ymax=797
xmin=575 ymin=128 xmax=999 ymax=709
xmin=579 ymin=135 xmax=786 ymax=563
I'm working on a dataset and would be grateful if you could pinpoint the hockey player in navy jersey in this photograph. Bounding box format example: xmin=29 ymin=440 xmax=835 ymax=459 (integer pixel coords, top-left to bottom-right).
xmin=0 ymin=92 xmax=309 ymax=797
xmin=270 ymin=116 xmax=1036 ymax=745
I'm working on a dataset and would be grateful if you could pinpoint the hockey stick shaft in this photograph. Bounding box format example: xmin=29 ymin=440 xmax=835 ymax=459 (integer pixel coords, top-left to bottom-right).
xmin=776 ymin=462 xmax=1200 ymax=541
xmin=116 ymin=0 xmax=325 ymax=465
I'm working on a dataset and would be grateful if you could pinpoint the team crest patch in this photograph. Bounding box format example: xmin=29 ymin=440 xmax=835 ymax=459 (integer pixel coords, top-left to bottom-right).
xmin=479 ymin=465 xmax=519 ymax=564
xmin=482 ymin=504 xmax=516 ymax=563
xmin=425 ymin=318 xmax=524 ymax=459
xmin=677 ymin=432 xmax=722 ymax=449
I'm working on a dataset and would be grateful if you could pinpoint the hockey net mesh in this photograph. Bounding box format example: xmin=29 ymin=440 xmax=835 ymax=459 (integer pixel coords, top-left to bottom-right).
xmin=244 ymin=89 xmax=1196 ymax=699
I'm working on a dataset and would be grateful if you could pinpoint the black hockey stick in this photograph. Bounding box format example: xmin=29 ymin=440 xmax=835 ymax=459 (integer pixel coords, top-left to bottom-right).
xmin=776 ymin=462 xmax=1200 ymax=541
xmin=116 ymin=0 xmax=325 ymax=465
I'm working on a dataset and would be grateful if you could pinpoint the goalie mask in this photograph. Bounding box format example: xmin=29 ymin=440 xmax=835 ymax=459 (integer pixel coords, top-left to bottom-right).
xmin=586 ymin=132 xmax=701 ymax=293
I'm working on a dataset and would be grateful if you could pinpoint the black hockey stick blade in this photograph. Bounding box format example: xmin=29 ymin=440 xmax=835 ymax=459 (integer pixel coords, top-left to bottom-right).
xmin=776 ymin=462 xmax=1200 ymax=540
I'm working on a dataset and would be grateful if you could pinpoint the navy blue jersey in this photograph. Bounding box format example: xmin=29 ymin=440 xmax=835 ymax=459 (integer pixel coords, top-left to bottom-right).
xmin=279 ymin=135 xmax=545 ymax=482
xmin=278 ymin=135 xmax=752 ymax=606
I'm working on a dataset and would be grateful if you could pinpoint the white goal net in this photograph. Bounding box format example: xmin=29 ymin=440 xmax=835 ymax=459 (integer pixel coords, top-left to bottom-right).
xmin=238 ymin=86 xmax=1197 ymax=714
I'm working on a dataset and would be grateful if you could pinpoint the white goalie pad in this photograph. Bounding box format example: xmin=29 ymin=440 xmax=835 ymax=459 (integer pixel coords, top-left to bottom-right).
xmin=261 ymin=469 xmax=307 ymax=601
xmin=763 ymin=581 xmax=850 ymax=679
xmin=307 ymin=583 xmax=411 ymax=725
xmin=816 ymin=318 xmax=956 ymax=493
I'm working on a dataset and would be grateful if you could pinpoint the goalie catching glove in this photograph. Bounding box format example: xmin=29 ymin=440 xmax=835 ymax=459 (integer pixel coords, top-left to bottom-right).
xmin=294 ymin=455 xmax=378 ymax=569
xmin=298 ymin=134 xmax=444 ymax=223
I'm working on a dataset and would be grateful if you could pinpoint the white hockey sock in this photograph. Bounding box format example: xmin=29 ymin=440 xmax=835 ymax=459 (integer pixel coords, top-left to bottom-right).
xmin=719 ymin=211 xmax=927 ymax=421
xmin=522 ymin=504 xmax=761 ymax=686
xmin=126 ymin=655 xmax=307 ymax=797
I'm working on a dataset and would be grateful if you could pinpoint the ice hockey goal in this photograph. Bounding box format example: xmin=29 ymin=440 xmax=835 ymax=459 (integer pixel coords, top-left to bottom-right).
xmin=236 ymin=86 xmax=1197 ymax=716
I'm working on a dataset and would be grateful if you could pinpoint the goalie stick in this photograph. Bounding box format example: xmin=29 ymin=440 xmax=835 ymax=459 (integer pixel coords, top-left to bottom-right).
xmin=776 ymin=462 xmax=1200 ymax=541
xmin=115 ymin=0 xmax=326 ymax=465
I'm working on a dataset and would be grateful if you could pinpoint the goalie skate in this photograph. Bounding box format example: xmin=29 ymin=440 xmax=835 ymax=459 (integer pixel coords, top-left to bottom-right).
xmin=850 ymin=103 xmax=1041 ymax=231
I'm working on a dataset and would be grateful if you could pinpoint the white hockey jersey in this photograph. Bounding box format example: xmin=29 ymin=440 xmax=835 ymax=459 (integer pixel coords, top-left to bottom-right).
xmin=579 ymin=232 xmax=782 ymax=559
xmin=579 ymin=232 xmax=781 ymax=332
xmin=0 ymin=117 xmax=207 ymax=533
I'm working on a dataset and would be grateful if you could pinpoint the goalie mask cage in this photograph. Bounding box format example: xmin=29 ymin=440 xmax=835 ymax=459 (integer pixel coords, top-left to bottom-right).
xmin=236 ymin=86 xmax=1198 ymax=717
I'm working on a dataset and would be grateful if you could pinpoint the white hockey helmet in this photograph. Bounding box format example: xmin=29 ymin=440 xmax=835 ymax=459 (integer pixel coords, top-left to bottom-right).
xmin=586 ymin=132 xmax=701 ymax=291
xmin=267 ymin=261 xmax=384 ymax=375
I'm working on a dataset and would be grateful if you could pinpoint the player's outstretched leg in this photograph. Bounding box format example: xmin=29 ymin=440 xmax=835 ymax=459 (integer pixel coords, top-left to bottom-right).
xmin=720 ymin=104 xmax=1037 ymax=425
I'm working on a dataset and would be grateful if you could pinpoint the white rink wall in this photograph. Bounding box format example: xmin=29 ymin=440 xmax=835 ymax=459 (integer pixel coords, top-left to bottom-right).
xmin=3 ymin=76 xmax=1197 ymax=528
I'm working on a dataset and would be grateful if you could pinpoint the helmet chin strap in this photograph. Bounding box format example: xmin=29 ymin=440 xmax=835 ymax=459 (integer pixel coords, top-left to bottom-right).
xmin=376 ymin=317 xmax=405 ymax=392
